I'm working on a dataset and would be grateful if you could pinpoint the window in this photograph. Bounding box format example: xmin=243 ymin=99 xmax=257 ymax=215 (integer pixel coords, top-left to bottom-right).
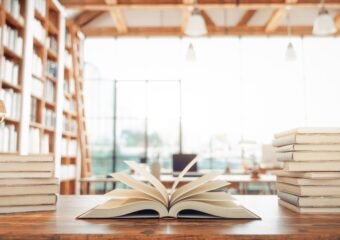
xmin=84 ymin=36 xmax=340 ymax=175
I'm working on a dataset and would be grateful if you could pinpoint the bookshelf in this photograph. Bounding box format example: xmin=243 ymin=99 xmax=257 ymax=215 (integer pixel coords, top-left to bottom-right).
xmin=29 ymin=0 xmax=60 ymax=155
xmin=0 ymin=0 xmax=89 ymax=195
xmin=0 ymin=0 xmax=25 ymax=153
xmin=60 ymin=22 xmax=79 ymax=195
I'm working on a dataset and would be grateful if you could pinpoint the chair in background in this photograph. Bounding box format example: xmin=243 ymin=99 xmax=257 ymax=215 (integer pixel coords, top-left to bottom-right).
xmin=172 ymin=154 xmax=200 ymax=176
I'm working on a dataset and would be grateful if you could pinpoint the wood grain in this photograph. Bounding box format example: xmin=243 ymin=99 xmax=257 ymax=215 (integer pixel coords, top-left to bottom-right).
xmin=0 ymin=195 xmax=340 ymax=239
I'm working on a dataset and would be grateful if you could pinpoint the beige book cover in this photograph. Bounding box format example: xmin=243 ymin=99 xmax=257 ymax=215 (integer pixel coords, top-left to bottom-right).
xmin=277 ymin=177 xmax=340 ymax=186
xmin=273 ymin=134 xmax=340 ymax=147
xmin=0 ymin=204 xmax=56 ymax=214
xmin=276 ymin=152 xmax=340 ymax=161
xmin=274 ymin=128 xmax=340 ymax=138
xmin=276 ymin=144 xmax=340 ymax=152
xmin=0 ymin=162 xmax=54 ymax=172
xmin=276 ymin=183 xmax=340 ymax=196
xmin=0 ymin=172 xmax=53 ymax=179
xmin=0 ymin=155 xmax=53 ymax=162
xmin=0 ymin=194 xmax=57 ymax=206
xmin=278 ymin=191 xmax=340 ymax=207
xmin=279 ymin=200 xmax=340 ymax=214
xmin=78 ymin=157 xmax=260 ymax=219
xmin=0 ymin=178 xmax=58 ymax=186
xmin=271 ymin=170 xmax=340 ymax=179
xmin=283 ymin=161 xmax=340 ymax=172
xmin=0 ymin=185 xmax=59 ymax=196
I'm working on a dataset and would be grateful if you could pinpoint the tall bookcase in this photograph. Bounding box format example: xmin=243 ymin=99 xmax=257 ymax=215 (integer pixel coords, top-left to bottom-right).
xmin=60 ymin=22 xmax=79 ymax=195
xmin=0 ymin=0 xmax=89 ymax=195
xmin=29 ymin=0 xmax=60 ymax=155
xmin=0 ymin=0 xmax=26 ymax=154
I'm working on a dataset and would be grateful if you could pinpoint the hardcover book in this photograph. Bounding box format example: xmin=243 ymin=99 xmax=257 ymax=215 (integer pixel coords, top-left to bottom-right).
xmin=272 ymin=170 xmax=340 ymax=179
xmin=278 ymin=191 xmax=340 ymax=207
xmin=78 ymin=158 xmax=260 ymax=219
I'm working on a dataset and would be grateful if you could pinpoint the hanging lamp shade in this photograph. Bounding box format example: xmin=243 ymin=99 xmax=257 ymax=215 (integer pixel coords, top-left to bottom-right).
xmin=186 ymin=43 xmax=196 ymax=62
xmin=313 ymin=8 xmax=336 ymax=36
xmin=285 ymin=42 xmax=297 ymax=61
xmin=185 ymin=8 xmax=207 ymax=37
xmin=0 ymin=100 xmax=6 ymax=123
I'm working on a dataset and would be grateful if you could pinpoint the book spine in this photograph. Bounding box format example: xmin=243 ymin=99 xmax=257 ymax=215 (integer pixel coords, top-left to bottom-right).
xmin=272 ymin=135 xmax=296 ymax=147
xmin=276 ymin=152 xmax=293 ymax=161
xmin=277 ymin=191 xmax=300 ymax=207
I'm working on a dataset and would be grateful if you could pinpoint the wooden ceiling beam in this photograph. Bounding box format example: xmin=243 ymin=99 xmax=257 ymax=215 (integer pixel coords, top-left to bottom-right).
xmin=265 ymin=8 xmax=286 ymax=33
xmin=61 ymin=2 xmax=340 ymax=10
xmin=237 ymin=10 xmax=256 ymax=26
xmin=73 ymin=10 xmax=104 ymax=27
xmin=105 ymin=0 xmax=128 ymax=34
xmin=335 ymin=14 xmax=340 ymax=32
xmin=201 ymin=10 xmax=215 ymax=27
xmin=265 ymin=0 xmax=298 ymax=33
xmin=81 ymin=26 xmax=314 ymax=37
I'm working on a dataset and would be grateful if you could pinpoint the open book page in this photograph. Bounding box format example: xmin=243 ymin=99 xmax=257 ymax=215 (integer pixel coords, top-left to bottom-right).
xmin=171 ymin=155 xmax=201 ymax=193
xmin=187 ymin=192 xmax=234 ymax=202
xmin=169 ymin=200 xmax=260 ymax=219
xmin=110 ymin=172 xmax=166 ymax=206
xmin=171 ymin=180 xmax=230 ymax=205
xmin=105 ymin=189 xmax=157 ymax=201
xmin=78 ymin=198 xmax=168 ymax=219
xmin=124 ymin=161 xmax=169 ymax=206
xmin=171 ymin=171 xmax=223 ymax=203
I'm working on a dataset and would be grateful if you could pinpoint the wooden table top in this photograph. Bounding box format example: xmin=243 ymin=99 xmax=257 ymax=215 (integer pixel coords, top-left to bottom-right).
xmin=1 ymin=195 xmax=340 ymax=239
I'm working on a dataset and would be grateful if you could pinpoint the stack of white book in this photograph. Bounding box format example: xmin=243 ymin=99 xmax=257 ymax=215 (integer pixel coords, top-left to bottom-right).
xmin=0 ymin=155 xmax=59 ymax=213
xmin=272 ymin=128 xmax=340 ymax=213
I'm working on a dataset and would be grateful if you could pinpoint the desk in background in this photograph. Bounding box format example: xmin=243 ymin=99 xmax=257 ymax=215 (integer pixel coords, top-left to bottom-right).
xmin=80 ymin=174 xmax=276 ymax=195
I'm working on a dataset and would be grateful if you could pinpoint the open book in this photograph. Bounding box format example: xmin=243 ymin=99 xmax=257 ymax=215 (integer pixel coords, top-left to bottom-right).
xmin=78 ymin=157 xmax=260 ymax=219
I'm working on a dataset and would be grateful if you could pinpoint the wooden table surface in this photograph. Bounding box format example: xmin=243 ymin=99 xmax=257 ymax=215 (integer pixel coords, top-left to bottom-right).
xmin=1 ymin=195 xmax=340 ymax=240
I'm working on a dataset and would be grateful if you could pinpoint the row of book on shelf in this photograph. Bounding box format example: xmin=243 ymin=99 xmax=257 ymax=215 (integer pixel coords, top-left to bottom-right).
xmin=64 ymin=78 xmax=75 ymax=94
xmin=35 ymin=0 xmax=47 ymax=17
xmin=2 ymin=24 xmax=23 ymax=57
xmin=63 ymin=115 xmax=77 ymax=133
xmin=30 ymin=98 xmax=56 ymax=126
xmin=29 ymin=127 xmax=50 ymax=154
xmin=1 ymin=57 xmax=19 ymax=85
xmin=32 ymin=51 xmax=58 ymax=79
xmin=61 ymin=138 xmax=77 ymax=156
xmin=273 ymin=128 xmax=340 ymax=213
xmin=0 ymin=89 xmax=20 ymax=120
xmin=31 ymin=77 xmax=55 ymax=102
xmin=60 ymin=164 xmax=76 ymax=181
xmin=0 ymin=155 xmax=58 ymax=213
xmin=3 ymin=0 xmax=24 ymax=23
xmin=0 ymin=124 xmax=17 ymax=153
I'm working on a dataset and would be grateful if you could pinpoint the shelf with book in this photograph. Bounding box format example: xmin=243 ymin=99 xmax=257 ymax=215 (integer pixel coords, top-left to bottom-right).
xmin=60 ymin=22 xmax=79 ymax=195
xmin=0 ymin=0 xmax=26 ymax=154
xmin=29 ymin=0 xmax=61 ymax=156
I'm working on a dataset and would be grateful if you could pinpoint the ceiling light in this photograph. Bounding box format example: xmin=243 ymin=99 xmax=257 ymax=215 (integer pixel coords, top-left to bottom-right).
xmin=313 ymin=7 xmax=336 ymax=36
xmin=185 ymin=8 xmax=207 ymax=37
xmin=285 ymin=42 xmax=297 ymax=61
xmin=186 ymin=43 xmax=196 ymax=62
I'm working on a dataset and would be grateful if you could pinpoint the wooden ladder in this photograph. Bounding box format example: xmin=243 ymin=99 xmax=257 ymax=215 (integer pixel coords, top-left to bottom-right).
xmin=69 ymin=24 xmax=92 ymax=192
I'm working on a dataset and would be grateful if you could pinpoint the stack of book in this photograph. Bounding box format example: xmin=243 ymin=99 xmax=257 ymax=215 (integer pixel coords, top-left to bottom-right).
xmin=0 ymin=155 xmax=59 ymax=213
xmin=272 ymin=128 xmax=340 ymax=213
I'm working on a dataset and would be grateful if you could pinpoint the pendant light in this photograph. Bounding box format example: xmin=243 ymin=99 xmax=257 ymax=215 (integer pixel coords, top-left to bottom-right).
xmin=285 ymin=8 xmax=297 ymax=61
xmin=186 ymin=42 xmax=196 ymax=62
xmin=313 ymin=0 xmax=336 ymax=36
xmin=185 ymin=1 xmax=207 ymax=37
